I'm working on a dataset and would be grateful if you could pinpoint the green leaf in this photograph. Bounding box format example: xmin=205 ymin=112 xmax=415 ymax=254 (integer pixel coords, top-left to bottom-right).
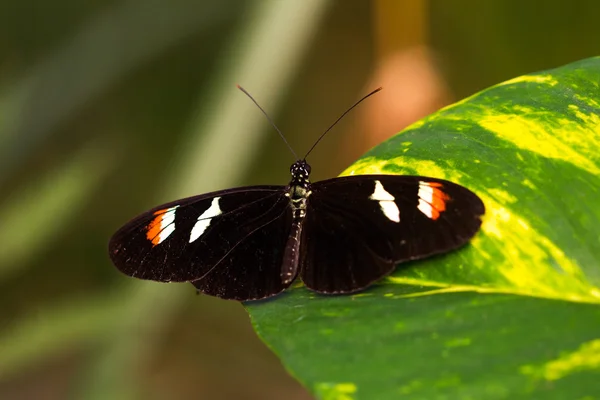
xmin=246 ymin=57 xmax=600 ymax=399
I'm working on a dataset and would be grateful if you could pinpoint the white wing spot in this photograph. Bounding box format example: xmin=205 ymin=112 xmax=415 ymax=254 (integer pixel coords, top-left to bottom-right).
xmin=379 ymin=201 xmax=400 ymax=223
xmin=157 ymin=206 xmax=179 ymax=244
xmin=417 ymin=198 xmax=433 ymax=219
xmin=189 ymin=197 xmax=222 ymax=243
xmin=370 ymin=180 xmax=395 ymax=201
xmin=418 ymin=181 xmax=434 ymax=201
xmin=417 ymin=181 xmax=434 ymax=218
xmin=369 ymin=180 xmax=400 ymax=223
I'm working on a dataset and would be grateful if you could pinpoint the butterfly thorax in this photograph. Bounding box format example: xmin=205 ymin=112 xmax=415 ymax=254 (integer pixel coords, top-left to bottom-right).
xmin=286 ymin=160 xmax=312 ymax=219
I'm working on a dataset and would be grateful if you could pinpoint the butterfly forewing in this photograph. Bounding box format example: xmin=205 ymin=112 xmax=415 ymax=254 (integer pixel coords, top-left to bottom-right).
xmin=300 ymin=175 xmax=484 ymax=294
xmin=109 ymin=186 xmax=299 ymax=299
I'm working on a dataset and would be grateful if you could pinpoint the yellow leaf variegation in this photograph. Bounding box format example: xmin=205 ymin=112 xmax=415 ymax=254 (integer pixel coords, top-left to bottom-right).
xmin=248 ymin=57 xmax=600 ymax=399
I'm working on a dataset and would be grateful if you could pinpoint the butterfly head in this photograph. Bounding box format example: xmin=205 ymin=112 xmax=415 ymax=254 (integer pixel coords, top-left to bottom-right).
xmin=290 ymin=160 xmax=311 ymax=179
xmin=288 ymin=160 xmax=312 ymax=191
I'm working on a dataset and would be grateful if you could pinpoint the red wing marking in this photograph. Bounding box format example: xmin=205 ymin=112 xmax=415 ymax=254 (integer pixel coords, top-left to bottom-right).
xmin=417 ymin=181 xmax=450 ymax=220
xmin=146 ymin=206 xmax=179 ymax=246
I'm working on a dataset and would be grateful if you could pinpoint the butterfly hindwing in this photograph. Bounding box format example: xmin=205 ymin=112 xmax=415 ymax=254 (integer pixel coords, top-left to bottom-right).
xmin=109 ymin=186 xmax=296 ymax=300
xmin=300 ymin=175 xmax=485 ymax=293
xmin=190 ymin=201 xmax=295 ymax=300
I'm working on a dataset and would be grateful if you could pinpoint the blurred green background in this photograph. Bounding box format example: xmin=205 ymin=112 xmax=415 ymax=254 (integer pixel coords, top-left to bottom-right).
xmin=0 ymin=1 xmax=599 ymax=399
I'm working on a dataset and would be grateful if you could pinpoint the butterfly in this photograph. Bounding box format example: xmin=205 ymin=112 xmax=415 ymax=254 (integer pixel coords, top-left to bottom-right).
xmin=109 ymin=87 xmax=485 ymax=301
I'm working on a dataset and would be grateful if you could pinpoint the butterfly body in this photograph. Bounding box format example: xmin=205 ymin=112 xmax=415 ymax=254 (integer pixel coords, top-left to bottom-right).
xmin=109 ymin=158 xmax=484 ymax=301
xmin=282 ymin=160 xmax=312 ymax=284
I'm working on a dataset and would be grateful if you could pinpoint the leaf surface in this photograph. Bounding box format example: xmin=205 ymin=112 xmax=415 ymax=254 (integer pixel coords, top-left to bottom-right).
xmin=247 ymin=57 xmax=600 ymax=399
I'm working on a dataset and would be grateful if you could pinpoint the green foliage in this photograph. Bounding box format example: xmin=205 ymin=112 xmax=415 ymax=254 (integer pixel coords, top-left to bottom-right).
xmin=246 ymin=57 xmax=600 ymax=399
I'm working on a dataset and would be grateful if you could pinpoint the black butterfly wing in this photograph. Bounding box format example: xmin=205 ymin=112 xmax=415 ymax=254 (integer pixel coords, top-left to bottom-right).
xmin=300 ymin=175 xmax=485 ymax=294
xmin=109 ymin=186 xmax=295 ymax=300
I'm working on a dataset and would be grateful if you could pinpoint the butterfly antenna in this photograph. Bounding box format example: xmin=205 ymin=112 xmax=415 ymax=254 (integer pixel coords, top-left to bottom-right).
xmin=237 ymin=85 xmax=298 ymax=160
xmin=303 ymin=87 xmax=382 ymax=160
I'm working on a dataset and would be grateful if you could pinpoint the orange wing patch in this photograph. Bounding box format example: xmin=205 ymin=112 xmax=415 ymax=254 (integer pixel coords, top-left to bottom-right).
xmin=146 ymin=206 xmax=179 ymax=246
xmin=417 ymin=181 xmax=450 ymax=220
